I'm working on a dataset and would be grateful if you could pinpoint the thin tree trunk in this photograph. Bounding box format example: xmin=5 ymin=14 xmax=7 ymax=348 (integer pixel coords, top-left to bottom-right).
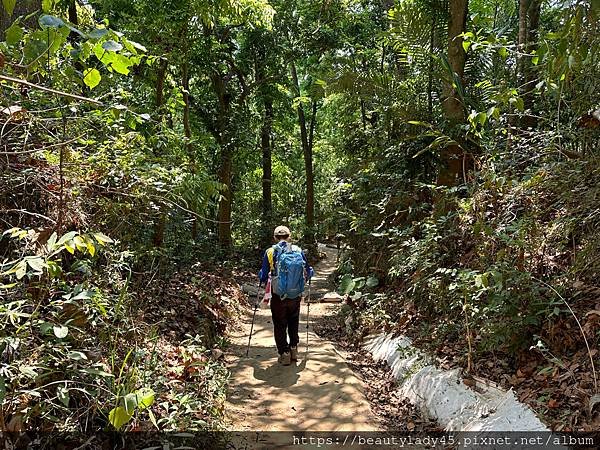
xmin=290 ymin=63 xmax=316 ymax=245
xmin=182 ymin=61 xmax=192 ymax=155
xmin=523 ymin=0 xmax=541 ymax=128
xmin=217 ymin=144 xmax=233 ymax=248
xmin=261 ymin=100 xmax=273 ymax=248
xmin=438 ymin=0 xmax=469 ymax=187
xmin=213 ymin=73 xmax=234 ymax=249
xmin=308 ymin=100 xmax=317 ymax=152
xmin=360 ymin=99 xmax=367 ymax=130
xmin=428 ymin=12 xmax=436 ymax=120
xmin=517 ymin=0 xmax=528 ymax=81
xmin=182 ymin=60 xmax=199 ymax=240
xmin=152 ymin=59 xmax=168 ymax=247
xmin=156 ymin=59 xmax=167 ymax=109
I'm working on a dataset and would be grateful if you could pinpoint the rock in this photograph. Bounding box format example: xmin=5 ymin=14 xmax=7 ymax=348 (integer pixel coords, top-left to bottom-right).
xmin=212 ymin=348 xmax=224 ymax=360
xmin=241 ymin=284 xmax=264 ymax=296
xmin=322 ymin=292 xmax=343 ymax=303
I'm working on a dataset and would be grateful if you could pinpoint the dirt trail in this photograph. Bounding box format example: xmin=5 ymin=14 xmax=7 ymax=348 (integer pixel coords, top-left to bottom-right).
xmin=225 ymin=245 xmax=379 ymax=432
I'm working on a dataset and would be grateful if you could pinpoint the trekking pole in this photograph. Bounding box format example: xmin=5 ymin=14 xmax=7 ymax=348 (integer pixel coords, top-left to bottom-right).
xmin=305 ymin=279 xmax=311 ymax=353
xmin=246 ymin=283 xmax=262 ymax=357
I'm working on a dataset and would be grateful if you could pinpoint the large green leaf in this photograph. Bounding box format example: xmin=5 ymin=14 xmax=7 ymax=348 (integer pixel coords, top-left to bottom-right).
xmin=110 ymin=54 xmax=132 ymax=75
xmin=135 ymin=388 xmax=155 ymax=410
xmin=108 ymin=406 xmax=132 ymax=430
xmin=26 ymin=257 xmax=46 ymax=274
xmin=102 ymin=40 xmax=123 ymax=52
xmin=93 ymin=232 xmax=114 ymax=245
xmin=338 ymin=274 xmax=356 ymax=295
xmin=83 ymin=68 xmax=101 ymax=89
xmin=88 ymin=28 xmax=108 ymax=40
xmin=123 ymin=393 xmax=138 ymax=414
xmin=39 ymin=14 xmax=64 ymax=28
xmin=5 ymin=24 xmax=23 ymax=46
xmin=57 ymin=231 xmax=77 ymax=246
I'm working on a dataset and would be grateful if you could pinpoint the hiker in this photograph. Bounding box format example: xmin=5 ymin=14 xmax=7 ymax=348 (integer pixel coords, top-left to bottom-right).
xmin=259 ymin=226 xmax=314 ymax=365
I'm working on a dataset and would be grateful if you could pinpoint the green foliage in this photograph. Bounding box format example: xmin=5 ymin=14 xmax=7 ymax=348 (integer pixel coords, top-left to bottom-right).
xmin=2 ymin=0 xmax=600 ymax=433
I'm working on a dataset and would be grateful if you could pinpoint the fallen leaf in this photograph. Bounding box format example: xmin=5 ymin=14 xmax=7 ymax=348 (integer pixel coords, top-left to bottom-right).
xmin=463 ymin=377 xmax=476 ymax=387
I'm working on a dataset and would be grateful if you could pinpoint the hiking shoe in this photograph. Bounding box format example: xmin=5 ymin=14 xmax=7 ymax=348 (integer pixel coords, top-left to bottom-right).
xmin=278 ymin=352 xmax=291 ymax=365
xmin=290 ymin=346 xmax=298 ymax=361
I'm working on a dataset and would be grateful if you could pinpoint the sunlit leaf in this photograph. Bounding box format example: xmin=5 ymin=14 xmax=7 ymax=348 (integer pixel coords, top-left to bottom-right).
xmin=53 ymin=325 xmax=68 ymax=339
xmin=135 ymin=388 xmax=155 ymax=410
xmin=26 ymin=257 xmax=46 ymax=273
xmin=57 ymin=231 xmax=77 ymax=245
xmin=19 ymin=365 xmax=37 ymax=378
xmin=83 ymin=68 xmax=101 ymax=89
xmin=94 ymin=232 xmax=114 ymax=245
xmin=80 ymin=368 xmax=113 ymax=377
xmin=108 ymin=406 xmax=132 ymax=430
xmin=67 ymin=351 xmax=88 ymax=361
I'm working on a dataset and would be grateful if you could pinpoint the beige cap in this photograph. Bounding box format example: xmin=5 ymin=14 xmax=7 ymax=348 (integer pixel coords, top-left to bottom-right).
xmin=274 ymin=225 xmax=291 ymax=237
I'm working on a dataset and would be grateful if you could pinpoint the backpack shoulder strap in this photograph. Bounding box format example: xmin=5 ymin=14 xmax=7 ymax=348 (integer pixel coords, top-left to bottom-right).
xmin=267 ymin=246 xmax=276 ymax=271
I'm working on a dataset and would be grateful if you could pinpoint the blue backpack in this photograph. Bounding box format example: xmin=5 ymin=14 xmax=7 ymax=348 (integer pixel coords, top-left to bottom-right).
xmin=272 ymin=244 xmax=306 ymax=299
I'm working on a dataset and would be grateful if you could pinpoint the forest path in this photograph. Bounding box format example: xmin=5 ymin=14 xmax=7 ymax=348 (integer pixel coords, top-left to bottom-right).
xmin=224 ymin=245 xmax=379 ymax=432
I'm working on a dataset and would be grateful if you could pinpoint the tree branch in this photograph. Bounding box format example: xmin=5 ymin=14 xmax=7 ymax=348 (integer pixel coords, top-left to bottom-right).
xmin=0 ymin=75 xmax=103 ymax=105
xmin=1 ymin=209 xmax=57 ymax=224
xmin=0 ymin=135 xmax=84 ymax=155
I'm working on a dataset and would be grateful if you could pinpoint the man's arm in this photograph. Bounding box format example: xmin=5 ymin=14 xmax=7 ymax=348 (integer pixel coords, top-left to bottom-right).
xmin=258 ymin=252 xmax=270 ymax=284
xmin=302 ymin=251 xmax=315 ymax=279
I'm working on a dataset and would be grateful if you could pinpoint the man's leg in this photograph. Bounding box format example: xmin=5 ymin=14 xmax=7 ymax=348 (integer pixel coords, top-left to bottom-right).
xmin=270 ymin=293 xmax=289 ymax=355
xmin=286 ymin=297 xmax=302 ymax=349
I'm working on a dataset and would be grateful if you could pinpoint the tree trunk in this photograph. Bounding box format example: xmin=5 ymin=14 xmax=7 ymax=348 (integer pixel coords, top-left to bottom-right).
xmin=522 ymin=0 xmax=541 ymax=128
xmin=261 ymin=99 xmax=273 ymax=248
xmin=290 ymin=63 xmax=316 ymax=245
xmin=212 ymin=73 xmax=234 ymax=249
xmin=428 ymin=12 xmax=436 ymax=120
xmin=152 ymin=59 xmax=168 ymax=247
xmin=518 ymin=0 xmax=528 ymax=76
xmin=182 ymin=60 xmax=199 ymax=240
xmin=182 ymin=61 xmax=192 ymax=155
xmin=1 ymin=0 xmax=40 ymax=35
xmin=217 ymin=144 xmax=233 ymax=248
xmin=438 ymin=0 xmax=469 ymax=187
xmin=68 ymin=0 xmax=78 ymax=25
xmin=156 ymin=59 xmax=167 ymax=109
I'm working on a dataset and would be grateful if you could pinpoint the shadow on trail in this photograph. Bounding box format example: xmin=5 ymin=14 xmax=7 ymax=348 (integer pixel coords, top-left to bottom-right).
xmin=224 ymin=245 xmax=378 ymax=431
xmin=226 ymin=316 xmax=373 ymax=430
